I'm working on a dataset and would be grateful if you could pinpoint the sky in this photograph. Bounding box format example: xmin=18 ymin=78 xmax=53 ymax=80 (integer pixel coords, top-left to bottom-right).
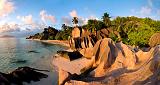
xmin=0 ymin=0 xmax=160 ymax=37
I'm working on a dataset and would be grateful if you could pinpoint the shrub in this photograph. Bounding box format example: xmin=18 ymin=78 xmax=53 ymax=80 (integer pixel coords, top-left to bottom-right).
xmin=126 ymin=24 xmax=155 ymax=47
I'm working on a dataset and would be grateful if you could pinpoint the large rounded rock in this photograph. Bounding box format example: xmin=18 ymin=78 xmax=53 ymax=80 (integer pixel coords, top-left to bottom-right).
xmin=72 ymin=27 xmax=81 ymax=38
xmin=55 ymin=38 xmax=160 ymax=85
xmin=149 ymin=33 xmax=160 ymax=47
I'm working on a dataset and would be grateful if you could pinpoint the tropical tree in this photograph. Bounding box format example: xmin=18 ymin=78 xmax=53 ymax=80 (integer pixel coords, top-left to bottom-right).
xmin=72 ymin=17 xmax=78 ymax=27
xmin=102 ymin=12 xmax=111 ymax=27
xmin=87 ymin=19 xmax=105 ymax=32
xmin=62 ymin=24 xmax=67 ymax=31
xmin=112 ymin=17 xmax=128 ymax=38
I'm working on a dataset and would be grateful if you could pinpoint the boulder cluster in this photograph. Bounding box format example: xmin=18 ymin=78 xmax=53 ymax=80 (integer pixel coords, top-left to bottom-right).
xmin=69 ymin=27 xmax=120 ymax=50
xmin=53 ymin=27 xmax=160 ymax=85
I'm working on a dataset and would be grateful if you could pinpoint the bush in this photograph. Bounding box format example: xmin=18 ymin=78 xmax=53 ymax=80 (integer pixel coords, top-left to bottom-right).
xmin=55 ymin=32 xmax=63 ymax=40
xmin=126 ymin=24 xmax=155 ymax=47
xmin=48 ymin=36 xmax=54 ymax=40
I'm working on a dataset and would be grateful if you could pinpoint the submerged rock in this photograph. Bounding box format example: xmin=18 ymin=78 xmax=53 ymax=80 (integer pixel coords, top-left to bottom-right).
xmin=11 ymin=59 xmax=27 ymax=64
xmin=28 ymin=50 xmax=39 ymax=53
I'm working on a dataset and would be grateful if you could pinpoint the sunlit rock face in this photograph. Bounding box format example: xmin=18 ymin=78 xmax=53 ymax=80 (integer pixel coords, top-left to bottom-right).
xmin=54 ymin=38 xmax=160 ymax=85
xmin=72 ymin=27 xmax=81 ymax=38
xmin=69 ymin=27 xmax=94 ymax=49
xmin=149 ymin=33 xmax=160 ymax=47
xmin=69 ymin=28 xmax=120 ymax=50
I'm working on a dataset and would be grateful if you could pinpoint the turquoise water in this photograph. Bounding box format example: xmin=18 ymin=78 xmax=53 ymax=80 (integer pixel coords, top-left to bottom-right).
xmin=0 ymin=38 xmax=65 ymax=85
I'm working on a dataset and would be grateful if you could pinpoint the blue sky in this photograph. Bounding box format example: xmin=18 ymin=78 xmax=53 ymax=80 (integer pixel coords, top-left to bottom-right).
xmin=0 ymin=0 xmax=160 ymax=37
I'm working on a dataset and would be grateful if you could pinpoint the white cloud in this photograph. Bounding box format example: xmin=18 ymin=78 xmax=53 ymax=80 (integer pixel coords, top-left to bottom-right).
xmin=140 ymin=6 xmax=152 ymax=15
xmin=76 ymin=16 xmax=99 ymax=25
xmin=88 ymin=15 xmax=98 ymax=20
xmin=16 ymin=14 xmax=47 ymax=31
xmin=78 ymin=17 xmax=88 ymax=25
xmin=62 ymin=16 xmax=71 ymax=25
xmin=130 ymin=0 xmax=155 ymax=19
xmin=0 ymin=0 xmax=14 ymax=18
xmin=62 ymin=10 xmax=99 ymax=25
xmin=69 ymin=10 xmax=78 ymax=17
xmin=62 ymin=10 xmax=98 ymax=26
xmin=17 ymin=14 xmax=34 ymax=25
xmin=40 ymin=10 xmax=56 ymax=24
xmin=0 ymin=22 xmax=20 ymax=33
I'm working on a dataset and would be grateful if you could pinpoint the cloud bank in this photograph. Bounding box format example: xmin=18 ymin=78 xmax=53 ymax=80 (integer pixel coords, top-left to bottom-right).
xmin=140 ymin=6 xmax=152 ymax=15
xmin=17 ymin=15 xmax=34 ymax=25
xmin=0 ymin=22 xmax=20 ymax=33
xmin=40 ymin=10 xmax=56 ymax=24
xmin=69 ymin=10 xmax=78 ymax=17
xmin=62 ymin=10 xmax=98 ymax=26
xmin=0 ymin=0 xmax=14 ymax=18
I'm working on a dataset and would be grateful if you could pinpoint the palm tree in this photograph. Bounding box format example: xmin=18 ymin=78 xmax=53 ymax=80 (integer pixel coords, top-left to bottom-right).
xmin=62 ymin=24 xmax=67 ymax=31
xmin=102 ymin=12 xmax=111 ymax=27
xmin=72 ymin=17 xmax=78 ymax=27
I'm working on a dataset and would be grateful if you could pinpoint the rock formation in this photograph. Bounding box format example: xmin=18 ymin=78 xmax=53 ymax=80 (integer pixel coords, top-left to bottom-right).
xmin=0 ymin=66 xmax=48 ymax=85
xmin=96 ymin=28 xmax=120 ymax=40
xmin=69 ymin=27 xmax=120 ymax=50
xmin=149 ymin=33 xmax=160 ymax=47
xmin=53 ymin=38 xmax=160 ymax=85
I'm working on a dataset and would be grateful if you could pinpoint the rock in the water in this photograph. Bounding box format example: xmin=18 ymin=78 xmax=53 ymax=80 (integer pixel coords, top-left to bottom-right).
xmin=28 ymin=50 xmax=39 ymax=53
xmin=0 ymin=66 xmax=48 ymax=85
xmin=11 ymin=59 xmax=27 ymax=64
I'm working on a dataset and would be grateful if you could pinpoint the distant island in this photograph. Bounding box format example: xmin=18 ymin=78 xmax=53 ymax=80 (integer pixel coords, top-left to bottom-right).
xmin=0 ymin=35 xmax=15 ymax=38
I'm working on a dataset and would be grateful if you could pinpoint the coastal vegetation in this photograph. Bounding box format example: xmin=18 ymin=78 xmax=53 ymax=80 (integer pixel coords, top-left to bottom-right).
xmin=27 ymin=12 xmax=160 ymax=47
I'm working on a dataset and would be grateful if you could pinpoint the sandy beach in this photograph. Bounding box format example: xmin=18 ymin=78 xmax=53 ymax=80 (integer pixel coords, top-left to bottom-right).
xmin=28 ymin=39 xmax=70 ymax=48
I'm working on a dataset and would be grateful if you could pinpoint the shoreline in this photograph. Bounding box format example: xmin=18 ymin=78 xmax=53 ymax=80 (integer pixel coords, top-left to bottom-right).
xmin=26 ymin=39 xmax=70 ymax=85
xmin=28 ymin=39 xmax=70 ymax=48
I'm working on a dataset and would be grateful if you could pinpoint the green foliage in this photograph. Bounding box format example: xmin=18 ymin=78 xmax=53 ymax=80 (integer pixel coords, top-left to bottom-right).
xmin=109 ymin=32 xmax=119 ymax=42
xmin=86 ymin=19 xmax=105 ymax=32
xmin=28 ymin=12 xmax=160 ymax=47
xmin=48 ymin=36 xmax=54 ymax=40
xmin=55 ymin=25 xmax=73 ymax=40
xmin=55 ymin=31 xmax=63 ymax=40
xmin=102 ymin=12 xmax=111 ymax=27
xmin=72 ymin=17 xmax=78 ymax=26
xmin=126 ymin=24 xmax=155 ymax=47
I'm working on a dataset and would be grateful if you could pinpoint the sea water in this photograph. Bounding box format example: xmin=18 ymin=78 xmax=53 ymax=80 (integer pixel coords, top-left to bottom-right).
xmin=0 ymin=38 xmax=65 ymax=85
